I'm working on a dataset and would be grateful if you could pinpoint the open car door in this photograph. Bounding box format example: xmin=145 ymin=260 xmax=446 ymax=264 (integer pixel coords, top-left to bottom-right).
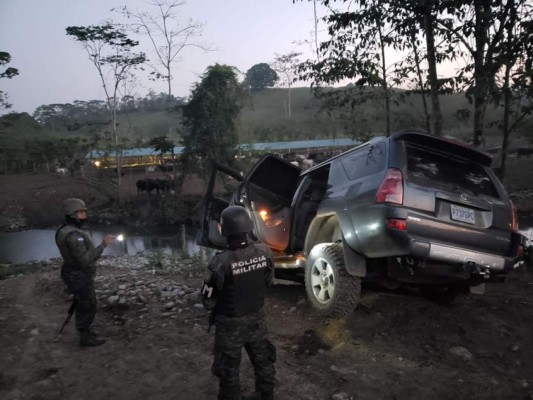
xmin=197 ymin=163 xmax=244 ymax=249
xmin=240 ymin=155 xmax=301 ymax=252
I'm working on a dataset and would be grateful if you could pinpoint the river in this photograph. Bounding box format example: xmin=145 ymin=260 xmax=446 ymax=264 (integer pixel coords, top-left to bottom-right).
xmin=0 ymin=225 xmax=202 ymax=264
xmin=0 ymin=223 xmax=531 ymax=265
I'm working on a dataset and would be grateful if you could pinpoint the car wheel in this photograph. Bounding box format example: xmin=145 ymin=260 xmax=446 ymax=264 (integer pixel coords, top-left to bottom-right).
xmin=305 ymin=243 xmax=361 ymax=317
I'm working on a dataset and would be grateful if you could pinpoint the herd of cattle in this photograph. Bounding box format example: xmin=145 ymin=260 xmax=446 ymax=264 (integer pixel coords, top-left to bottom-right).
xmin=136 ymin=178 xmax=174 ymax=195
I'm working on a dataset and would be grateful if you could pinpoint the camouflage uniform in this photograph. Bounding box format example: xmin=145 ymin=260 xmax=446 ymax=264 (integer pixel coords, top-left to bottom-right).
xmin=202 ymin=242 xmax=276 ymax=400
xmin=55 ymin=222 xmax=104 ymax=333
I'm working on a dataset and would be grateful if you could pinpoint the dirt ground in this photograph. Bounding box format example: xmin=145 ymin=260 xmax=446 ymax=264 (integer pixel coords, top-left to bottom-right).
xmin=1 ymin=171 xmax=533 ymax=400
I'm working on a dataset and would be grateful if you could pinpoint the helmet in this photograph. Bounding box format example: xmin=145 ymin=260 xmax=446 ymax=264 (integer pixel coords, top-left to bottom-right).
xmin=63 ymin=198 xmax=87 ymax=216
xmin=220 ymin=206 xmax=252 ymax=237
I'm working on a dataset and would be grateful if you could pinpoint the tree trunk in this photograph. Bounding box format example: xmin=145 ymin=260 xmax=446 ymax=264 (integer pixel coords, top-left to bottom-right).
xmin=411 ymin=30 xmax=431 ymax=134
xmin=288 ymin=85 xmax=292 ymax=119
xmin=472 ymin=0 xmax=491 ymax=147
xmin=424 ymin=0 xmax=443 ymax=136
xmin=378 ymin=21 xmax=391 ymax=136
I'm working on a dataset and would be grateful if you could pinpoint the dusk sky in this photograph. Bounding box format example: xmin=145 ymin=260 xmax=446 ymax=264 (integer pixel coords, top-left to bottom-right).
xmin=0 ymin=0 xmax=328 ymax=115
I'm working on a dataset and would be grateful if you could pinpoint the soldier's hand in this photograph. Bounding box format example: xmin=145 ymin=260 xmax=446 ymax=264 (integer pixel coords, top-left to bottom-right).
xmin=101 ymin=235 xmax=116 ymax=248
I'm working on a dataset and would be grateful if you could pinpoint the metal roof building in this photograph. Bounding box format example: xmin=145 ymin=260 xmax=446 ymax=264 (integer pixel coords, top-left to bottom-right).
xmin=85 ymin=138 xmax=360 ymax=159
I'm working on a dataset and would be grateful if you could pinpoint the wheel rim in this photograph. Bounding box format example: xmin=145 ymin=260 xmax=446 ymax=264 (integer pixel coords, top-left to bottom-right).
xmin=309 ymin=257 xmax=335 ymax=304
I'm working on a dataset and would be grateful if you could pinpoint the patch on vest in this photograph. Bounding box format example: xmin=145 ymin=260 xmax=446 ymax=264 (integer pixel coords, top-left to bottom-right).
xmin=231 ymin=255 xmax=267 ymax=276
xmin=201 ymin=282 xmax=216 ymax=298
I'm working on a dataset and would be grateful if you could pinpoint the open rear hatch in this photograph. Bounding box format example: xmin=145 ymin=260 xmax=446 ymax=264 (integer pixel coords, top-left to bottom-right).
xmin=399 ymin=138 xmax=515 ymax=257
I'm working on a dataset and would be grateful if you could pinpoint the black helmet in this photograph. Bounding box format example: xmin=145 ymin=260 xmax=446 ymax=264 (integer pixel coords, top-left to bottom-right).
xmin=63 ymin=198 xmax=87 ymax=216
xmin=220 ymin=206 xmax=252 ymax=237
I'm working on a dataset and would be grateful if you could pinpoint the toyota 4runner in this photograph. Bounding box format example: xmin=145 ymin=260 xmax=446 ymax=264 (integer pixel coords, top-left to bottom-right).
xmin=198 ymin=131 xmax=523 ymax=317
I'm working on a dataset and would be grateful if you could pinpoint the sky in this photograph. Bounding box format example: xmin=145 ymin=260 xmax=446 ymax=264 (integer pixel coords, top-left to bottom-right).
xmin=0 ymin=0 xmax=327 ymax=115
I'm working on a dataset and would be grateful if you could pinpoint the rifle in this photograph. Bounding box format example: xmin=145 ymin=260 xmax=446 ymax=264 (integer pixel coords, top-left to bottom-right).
xmin=207 ymin=308 xmax=217 ymax=333
xmin=59 ymin=299 xmax=77 ymax=334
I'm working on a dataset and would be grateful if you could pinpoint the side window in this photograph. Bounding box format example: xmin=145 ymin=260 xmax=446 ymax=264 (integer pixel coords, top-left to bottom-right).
xmin=340 ymin=142 xmax=386 ymax=180
xmin=213 ymin=171 xmax=242 ymax=203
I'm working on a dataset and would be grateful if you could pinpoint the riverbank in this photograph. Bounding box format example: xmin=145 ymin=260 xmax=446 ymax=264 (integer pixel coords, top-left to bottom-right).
xmin=1 ymin=253 xmax=532 ymax=400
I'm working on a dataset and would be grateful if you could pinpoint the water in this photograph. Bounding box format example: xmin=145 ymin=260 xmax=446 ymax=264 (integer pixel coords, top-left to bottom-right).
xmin=1 ymin=222 xmax=532 ymax=265
xmin=0 ymin=225 xmax=202 ymax=264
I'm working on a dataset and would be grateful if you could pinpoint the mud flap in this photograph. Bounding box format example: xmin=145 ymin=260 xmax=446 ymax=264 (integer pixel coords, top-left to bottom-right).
xmin=342 ymin=238 xmax=366 ymax=277
xmin=469 ymin=283 xmax=486 ymax=295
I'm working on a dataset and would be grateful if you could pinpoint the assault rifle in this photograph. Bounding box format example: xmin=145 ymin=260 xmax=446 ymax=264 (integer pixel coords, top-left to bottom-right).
xmin=59 ymin=299 xmax=77 ymax=334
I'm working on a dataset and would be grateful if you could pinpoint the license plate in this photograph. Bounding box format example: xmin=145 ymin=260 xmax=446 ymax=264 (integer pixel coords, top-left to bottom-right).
xmin=450 ymin=204 xmax=475 ymax=224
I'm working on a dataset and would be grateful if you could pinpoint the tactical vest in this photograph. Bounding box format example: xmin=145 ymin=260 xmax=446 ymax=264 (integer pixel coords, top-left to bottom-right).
xmin=215 ymin=243 xmax=272 ymax=318
xmin=55 ymin=223 xmax=97 ymax=276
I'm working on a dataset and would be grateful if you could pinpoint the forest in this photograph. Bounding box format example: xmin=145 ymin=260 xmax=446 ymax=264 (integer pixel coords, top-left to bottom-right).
xmin=0 ymin=0 xmax=531 ymax=182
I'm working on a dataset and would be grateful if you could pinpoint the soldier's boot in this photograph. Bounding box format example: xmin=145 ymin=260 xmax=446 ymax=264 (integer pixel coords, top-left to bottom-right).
xmin=218 ymin=382 xmax=240 ymax=400
xmin=79 ymin=330 xmax=106 ymax=347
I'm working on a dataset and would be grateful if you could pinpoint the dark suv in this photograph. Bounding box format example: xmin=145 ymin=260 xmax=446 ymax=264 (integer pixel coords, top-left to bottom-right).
xmin=198 ymin=131 xmax=522 ymax=317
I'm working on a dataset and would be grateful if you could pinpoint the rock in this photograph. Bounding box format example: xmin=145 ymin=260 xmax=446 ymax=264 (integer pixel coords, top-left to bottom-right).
xmin=332 ymin=392 xmax=352 ymax=400
xmin=107 ymin=295 xmax=120 ymax=305
xmin=160 ymin=312 xmax=174 ymax=318
xmin=137 ymin=293 xmax=147 ymax=303
xmin=449 ymin=346 xmax=473 ymax=360
xmin=163 ymin=301 xmax=175 ymax=310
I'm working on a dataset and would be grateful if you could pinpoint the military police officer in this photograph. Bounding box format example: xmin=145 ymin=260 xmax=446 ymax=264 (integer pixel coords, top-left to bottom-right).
xmin=202 ymin=205 xmax=276 ymax=400
xmin=55 ymin=198 xmax=115 ymax=347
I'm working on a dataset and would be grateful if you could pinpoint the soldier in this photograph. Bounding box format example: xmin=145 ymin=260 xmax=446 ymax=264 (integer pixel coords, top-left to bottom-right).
xmin=201 ymin=206 xmax=276 ymax=400
xmin=55 ymin=198 xmax=115 ymax=347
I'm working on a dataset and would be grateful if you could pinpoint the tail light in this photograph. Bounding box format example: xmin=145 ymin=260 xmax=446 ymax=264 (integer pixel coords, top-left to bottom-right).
xmin=376 ymin=168 xmax=403 ymax=204
xmin=510 ymin=200 xmax=519 ymax=231
xmin=387 ymin=218 xmax=407 ymax=231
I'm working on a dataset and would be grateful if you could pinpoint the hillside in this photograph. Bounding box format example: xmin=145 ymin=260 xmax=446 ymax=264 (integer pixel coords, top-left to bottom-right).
xmin=2 ymin=86 xmax=531 ymax=147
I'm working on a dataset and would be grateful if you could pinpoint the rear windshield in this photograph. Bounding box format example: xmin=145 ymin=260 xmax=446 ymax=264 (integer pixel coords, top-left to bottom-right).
xmin=406 ymin=144 xmax=499 ymax=198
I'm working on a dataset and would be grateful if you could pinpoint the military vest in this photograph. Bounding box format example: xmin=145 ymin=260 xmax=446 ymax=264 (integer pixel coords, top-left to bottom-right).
xmin=215 ymin=243 xmax=272 ymax=318
xmin=55 ymin=223 xmax=98 ymax=276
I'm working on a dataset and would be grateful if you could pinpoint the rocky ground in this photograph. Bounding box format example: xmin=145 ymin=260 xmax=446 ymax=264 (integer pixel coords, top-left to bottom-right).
xmin=1 ymin=167 xmax=533 ymax=400
xmin=1 ymin=253 xmax=532 ymax=400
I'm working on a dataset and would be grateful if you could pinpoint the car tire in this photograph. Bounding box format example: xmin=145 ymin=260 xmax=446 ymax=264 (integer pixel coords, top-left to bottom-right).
xmin=305 ymin=243 xmax=361 ymax=318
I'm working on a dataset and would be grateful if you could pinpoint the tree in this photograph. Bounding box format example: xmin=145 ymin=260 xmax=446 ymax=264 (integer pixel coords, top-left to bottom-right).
xmin=115 ymin=0 xmax=209 ymax=108
xmin=66 ymin=24 xmax=146 ymax=196
xmin=0 ymin=51 xmax=19 ymax=110
xmin=245 ymin=63 xmax=279 ymax=92
xmin=181 ymin=64 xmax=244 ymax=169
xmin=149 ymin=135 xmax=177 ymax=182
xmin=272 ymin=52 xmax=301 ymax=119
xmin=438 ymin=1 xmax=527 ymax=146
xmin=491 ymin=0 xmax=533 ymax=180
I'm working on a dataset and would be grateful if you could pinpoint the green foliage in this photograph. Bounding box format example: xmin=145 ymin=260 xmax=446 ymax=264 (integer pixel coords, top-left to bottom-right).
xmin=149 ymin=135 xmax=175 ymax=156
xmin=245 ymin=63 xmax=278 ymax=92
xmin=145 ymin=249 xmax=165 ymax=270
xmin=155 ymin=195 xmax=190 ymax=226
xmin=181 ymin=64 xmax=245 ymax=167
xmin=0 ymin=51 xmax=19 ymax=110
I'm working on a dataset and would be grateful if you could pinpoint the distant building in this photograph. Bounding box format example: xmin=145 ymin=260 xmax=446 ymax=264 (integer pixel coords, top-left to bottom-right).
xmin=85 ymin=138 xmax=362 ymax=168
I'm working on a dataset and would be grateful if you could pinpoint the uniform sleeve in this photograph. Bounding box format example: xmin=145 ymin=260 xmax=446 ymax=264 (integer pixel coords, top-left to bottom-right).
xmin=65 ymin=232 xmax=104 ymax=267
xmin=201 ymin=256 xmax=225 ymax=310
xmin=261 ymin=244 xmax=275 ymax=286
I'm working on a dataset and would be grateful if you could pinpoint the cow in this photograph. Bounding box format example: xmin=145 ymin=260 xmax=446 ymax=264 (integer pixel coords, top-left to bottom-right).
xmin=517 ymin=148 xmax=533 ymax=157
xmin=156 ymin=179 xmax=172 ymax=194
xmin=146 ymin=179 xmax=161 ymax=195
xmin=136 ymin=179 xmax=146 ymax=195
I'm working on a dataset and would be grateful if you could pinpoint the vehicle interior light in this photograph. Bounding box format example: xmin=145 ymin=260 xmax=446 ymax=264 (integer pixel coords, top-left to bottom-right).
xmin=259 ymin=210 xmax=268 ymax=221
